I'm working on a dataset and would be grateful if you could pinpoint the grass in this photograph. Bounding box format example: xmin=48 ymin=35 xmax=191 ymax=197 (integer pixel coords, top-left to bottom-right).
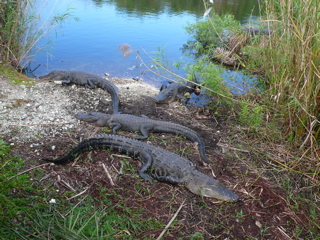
xmin=182 ymin=0 xmax=319 ymax=179
xmin=0 ymin=140 xmax=166 ymax=239
xmin=13 ymin=203 xmax=162 ymax=239
xmin=244 ymin=0 xmax=320 ymax=159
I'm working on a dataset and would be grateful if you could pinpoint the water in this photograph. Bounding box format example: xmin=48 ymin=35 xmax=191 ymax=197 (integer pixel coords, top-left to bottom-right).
xmin=30 ymin=0 xmax=260 ymax=90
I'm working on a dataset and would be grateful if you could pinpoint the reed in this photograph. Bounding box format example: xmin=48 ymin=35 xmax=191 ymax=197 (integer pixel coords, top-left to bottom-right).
xmin=0 ymin=0 xmax=78 ymax=70
xmin=0 ymin=0 xmax=27 ymax=67
xmin=246 ymin=0 xmax=319 ymax=161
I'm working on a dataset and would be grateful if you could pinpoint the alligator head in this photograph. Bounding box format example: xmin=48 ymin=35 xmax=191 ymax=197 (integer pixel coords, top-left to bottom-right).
xmin=75 ymin=112 xmax=110 ymax=127
xmin=185 ymin=172 xmax=239 ymax=201
xmin=39 ymin=70 xmax=68 ymax=80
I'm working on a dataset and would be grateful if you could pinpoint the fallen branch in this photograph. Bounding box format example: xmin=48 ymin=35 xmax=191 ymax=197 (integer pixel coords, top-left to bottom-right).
xmin=217 ymin=143 xmax=250 ymax=153
xmin=102 ymin=163 xmax=116 ymax=186
xmin=156 ymin=200 xmax=185 ymax=240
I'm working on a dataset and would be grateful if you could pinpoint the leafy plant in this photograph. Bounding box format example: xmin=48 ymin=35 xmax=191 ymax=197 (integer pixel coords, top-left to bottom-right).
xmin=184 ymin=12 xmax=241 ymax=56
xmin=238 ymin=102 xmax=264 ymax=127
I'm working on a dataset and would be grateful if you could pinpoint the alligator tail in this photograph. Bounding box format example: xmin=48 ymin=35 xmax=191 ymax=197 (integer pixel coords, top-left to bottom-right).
xmin=43 ymin=139 xmax=112 ymax=164
xmin=162 ymin=125 xmax=209 ymax=162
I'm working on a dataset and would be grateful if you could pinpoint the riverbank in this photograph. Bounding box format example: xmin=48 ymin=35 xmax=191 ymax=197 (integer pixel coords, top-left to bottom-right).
xmin=1 ymin=73 xmax=318 ymax=239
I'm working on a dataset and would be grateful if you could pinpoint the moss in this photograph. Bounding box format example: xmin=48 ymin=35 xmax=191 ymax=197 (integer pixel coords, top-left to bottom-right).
xmin=0 ymin=63 xmax=35 ymax=86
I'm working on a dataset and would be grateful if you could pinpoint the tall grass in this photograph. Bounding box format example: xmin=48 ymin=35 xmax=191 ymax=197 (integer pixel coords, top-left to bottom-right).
xmin=183 ymin=1 xmax=319 ymax=171
xmin=244 ymin=0 xmax=319 ymax=164
xmin=0 ymin=0 xmax=78 ymax=70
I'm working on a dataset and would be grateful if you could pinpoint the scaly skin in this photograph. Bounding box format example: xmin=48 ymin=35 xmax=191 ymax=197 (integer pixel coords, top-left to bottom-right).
xmin=39 ymin=70 xmax=120 ymax=113
xmin=75 ymin=112 xmax=209 ymax=163
xmin=43 ymin=134 xmax=239 ymax=201
xmin=155 ymin=82 xmax=199 ymax=104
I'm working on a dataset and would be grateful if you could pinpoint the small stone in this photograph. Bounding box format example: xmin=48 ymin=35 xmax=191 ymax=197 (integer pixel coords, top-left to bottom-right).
xmin=255 ymin=221 xmax=262 ymax=228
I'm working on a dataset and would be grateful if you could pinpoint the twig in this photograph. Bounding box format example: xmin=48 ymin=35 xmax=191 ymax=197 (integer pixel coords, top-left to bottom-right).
xmin=102 ymin=163 xmax=116 ymax=186
xmin=67 ymin=187 xmax=89 ymax=200
xmin=119 ymin=160 xmax=125 ymax=175
xmin=7 ymin=163 xmax=51 ymax=180
xmin=217 ymin=143 xmax=250 ymax=153
xmin=111 ymin=154 xmax=131 ymax=159
xmin=60 ymin=179 xmax=77 ymax=192
xmin=156 ymin=200 xmax=185 ymax=240
xmin=64 ymin=195 xmax=88 ymax=217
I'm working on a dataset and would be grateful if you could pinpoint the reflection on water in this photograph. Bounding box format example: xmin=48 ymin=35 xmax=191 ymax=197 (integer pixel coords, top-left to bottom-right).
xmin=32 ymin=0 xmax=259 ymax=89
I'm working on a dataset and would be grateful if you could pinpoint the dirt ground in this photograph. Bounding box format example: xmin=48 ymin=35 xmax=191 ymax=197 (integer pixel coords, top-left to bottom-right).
xmin=0 ymin=75 xmax=315 ymax=239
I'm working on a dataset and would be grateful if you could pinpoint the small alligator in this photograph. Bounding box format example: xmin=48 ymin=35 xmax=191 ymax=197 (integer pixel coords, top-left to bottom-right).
xmin=43 ymin=134 xmax=239 ymax=201
xmin=39 ymin=70 xmax=120 ymax=113
xmin=241 ymin=27 xmax=274 ymax=36
xmin=75 ymin=112 xmax=209 ymax=162
xmin=154 ymin=82 xmax=200 ymax=104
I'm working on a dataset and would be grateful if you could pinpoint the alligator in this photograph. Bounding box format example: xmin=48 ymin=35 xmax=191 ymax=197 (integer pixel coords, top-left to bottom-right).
xmin=154 ymin=82 xmax=200 ymax=104
xmin=43 ymin=134 xmax=239 ymax=201
xmin=39 ymin=70 xmax=120 ymax=113
xmin=75 ymin=112 xmax=209 ymax=162
xmin=241 ymin=27 xmax=274 ymax=36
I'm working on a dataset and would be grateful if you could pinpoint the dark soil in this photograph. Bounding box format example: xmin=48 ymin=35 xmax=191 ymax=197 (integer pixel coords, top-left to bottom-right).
xmin=0 ymin=76 xmax=315 ymax=239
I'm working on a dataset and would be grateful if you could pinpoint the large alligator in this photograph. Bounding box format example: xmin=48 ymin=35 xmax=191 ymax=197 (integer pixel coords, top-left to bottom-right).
xmin=39 ymin=70 xmax=120 ymax=113
xmin=75 ymin=112 xmax=209 ymax=163
xmin=43 ymin=134 xmax=239 ymax=201
xmin=154 ymin=82 xmax=200 ymax=104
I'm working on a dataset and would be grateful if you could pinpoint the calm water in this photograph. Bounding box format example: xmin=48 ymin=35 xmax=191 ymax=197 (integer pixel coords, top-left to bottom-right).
xmin=31 ymin=0 xmax=259 ymax=90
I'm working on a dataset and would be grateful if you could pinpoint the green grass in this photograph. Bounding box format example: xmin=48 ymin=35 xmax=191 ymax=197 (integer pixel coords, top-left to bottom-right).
xmin=11 ymin=203 xmax=162 ymax=240
xmin=0 ymin=140 xmax=164 ymax=239
xmin=0 ymin=140 xmax=47 ymax=238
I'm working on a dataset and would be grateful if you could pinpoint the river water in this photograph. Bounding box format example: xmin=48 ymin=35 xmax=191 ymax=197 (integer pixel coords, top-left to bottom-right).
xmin=31 ymin=0 xmax=259 ymax=92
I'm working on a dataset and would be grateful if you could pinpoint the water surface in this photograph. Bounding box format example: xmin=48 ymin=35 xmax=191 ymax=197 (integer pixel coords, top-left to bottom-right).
xmin=31 ymin=0 xmax=259 ymax=89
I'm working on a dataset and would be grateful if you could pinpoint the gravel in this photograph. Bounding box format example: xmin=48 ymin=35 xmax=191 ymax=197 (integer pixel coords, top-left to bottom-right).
xmin=0 ymin=75 xmax=158 ymax=143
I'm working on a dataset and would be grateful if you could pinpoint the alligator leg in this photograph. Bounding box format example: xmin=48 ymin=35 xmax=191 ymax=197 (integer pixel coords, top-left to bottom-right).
xmin=135 ymin=123 xmax=155 ymax=140
xmin=177 ymin=94 xmax=189 ymax=105
xmin=159 ymin=83 xmax=168 ymax=91
xmin=86 ymin=78 xmax=100 ymax=89
xmin=137 ymin=151 xmax=154 ymax=182
xmin=61 ymin=76 xmax=72 ymax=86
xmin=110 ymin=122 xmax=122 ymax=134
xmin=153 ymin=175 xmax=182 ymax=185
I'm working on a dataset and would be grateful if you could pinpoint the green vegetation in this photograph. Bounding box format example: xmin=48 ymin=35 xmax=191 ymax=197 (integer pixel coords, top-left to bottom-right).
xmin=1 ymin=0 xmax=319 ymax=239
xmin=183 ymin=1 xmax=319 ymax=172
xmin=0 ymin=0 xmax=78 ymax=70
xmin=0 ymin=140 xmax=164 ymax=239
xmin=0 ymin=140 xmax=45 ymax=238
xmin=178 ymin=3 xmax=319 ymax=237
xmin=246 ymin=0 xmax=319 ymax=153
xmin=184 ymin=12 xmax=240 ymax=56
xmin=0 ymin=64 xmax=35 ymax=85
